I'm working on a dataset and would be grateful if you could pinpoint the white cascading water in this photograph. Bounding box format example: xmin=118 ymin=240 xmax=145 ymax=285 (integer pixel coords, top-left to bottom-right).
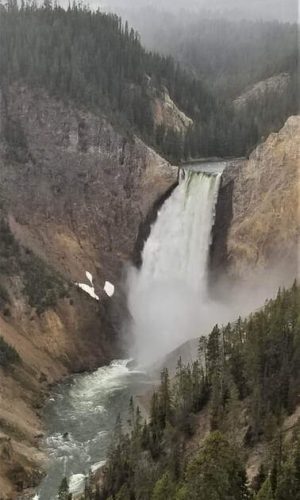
xmin=127 ymin=169 xmax=222 ymax=365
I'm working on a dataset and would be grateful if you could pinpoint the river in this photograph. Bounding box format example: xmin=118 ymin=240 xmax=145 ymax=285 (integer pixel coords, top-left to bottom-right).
xmin=36 ymin=360 xmax=153 ymax=499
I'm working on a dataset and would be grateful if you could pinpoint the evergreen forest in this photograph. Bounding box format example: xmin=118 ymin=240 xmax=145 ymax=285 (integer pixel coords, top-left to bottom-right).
xmin=59 ymin=282 xmax=300 ymax=499
xmin=0 ymin=1 xmax=298 ymax=161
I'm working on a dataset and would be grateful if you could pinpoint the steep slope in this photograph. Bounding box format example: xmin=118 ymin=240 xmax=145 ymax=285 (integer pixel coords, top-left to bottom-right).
xmin=228 ymin=115 xmax=299 ymax=277
xmin=0 ymin=83 xmax=177 ymax=498
xmin=233 ymin=73 xmax=291 ymax=109
xmin=211 ymin=115 xmax=300 ymax=282
xmin=3 ymin=4 xmax=297 ymax=162
xmin=0 ymin=214 xmax=119 ymax=498
xmin=0 ymin=4 xmax=206 ymax=162
xmin=0 ymin=85 xmax=178 ymax=289
xmin=0 ymin=296 xmax=112 ymax=499
xmin=108 ymin=7 xmax=297 ymax=98
xmin=149 ymin=85 xmax=193 ymax=133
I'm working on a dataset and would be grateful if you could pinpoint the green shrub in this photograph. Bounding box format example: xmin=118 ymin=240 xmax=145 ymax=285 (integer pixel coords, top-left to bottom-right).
xmin=0 ymin=219 xmax=20 ymax=274
xmin=0 ymin=336 xmax=20 ymax=368
xmin=22 ymin=254 xmax=70 ymax=314
xmin=4 ymin=116 xmax=29 ymax=163
xmin=0 ymin=281 xmax=9 ymax=305
xmin=0 ymin=217 xmax=69 ymax=313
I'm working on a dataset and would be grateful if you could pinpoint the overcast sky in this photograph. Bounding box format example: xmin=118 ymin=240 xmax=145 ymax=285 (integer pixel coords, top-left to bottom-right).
xmin=99 ymin=0 xmax=298 ymax=23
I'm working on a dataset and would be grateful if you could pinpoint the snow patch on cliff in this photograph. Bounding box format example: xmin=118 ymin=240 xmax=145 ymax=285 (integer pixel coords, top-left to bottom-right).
xmin=104 ymin=281 xmax=115 ymax=297
xmin=76 ymin=271 xmax=99 ymax=300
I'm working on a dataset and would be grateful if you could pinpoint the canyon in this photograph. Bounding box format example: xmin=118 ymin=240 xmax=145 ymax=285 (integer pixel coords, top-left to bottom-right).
xmin=0 ymin=83 xmax=299 ymax=498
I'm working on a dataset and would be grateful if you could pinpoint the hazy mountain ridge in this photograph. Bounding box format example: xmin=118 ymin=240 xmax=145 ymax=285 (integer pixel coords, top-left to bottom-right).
xmin=1 ymin=3 xmax=296 ymax=163
xmin=102 ymin=0 xmax=297 ymax=23
xmin=233 ymin=73 xmax=291 ymax=109
xmin=109 ymin=9 xmax=297 ymax=100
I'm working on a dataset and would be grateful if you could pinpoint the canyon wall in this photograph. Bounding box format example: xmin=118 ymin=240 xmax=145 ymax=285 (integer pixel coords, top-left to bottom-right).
xmin=0 ymin=85 xmax=178 ymax=290
xmin=211 ymin=115 xmax=299 ymax=285
xmin=233 ymin=73 xmax=291 ymax=110
xmin=0 ymin=84 xmax=177 ymax=498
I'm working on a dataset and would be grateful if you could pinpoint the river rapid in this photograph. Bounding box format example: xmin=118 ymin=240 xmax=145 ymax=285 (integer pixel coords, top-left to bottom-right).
xmin=36 ymin=360 xmax=153 ymax=499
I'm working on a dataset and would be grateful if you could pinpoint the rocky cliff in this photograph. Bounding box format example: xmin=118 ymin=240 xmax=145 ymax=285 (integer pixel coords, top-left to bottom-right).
xmin=0 ymin=279 xmax=113 ymax=498
xmin=0 ymin=85 xmax=178 ymax=290
xmin=233 ymin=73 xmax=291 ymax=110
xmin=0 ymin=84 xmax=178 ymax=498
xmin=211 ymin=115 xmax=299 ymax=284
xmin=150 ymin=85 xmax=193 ymax=134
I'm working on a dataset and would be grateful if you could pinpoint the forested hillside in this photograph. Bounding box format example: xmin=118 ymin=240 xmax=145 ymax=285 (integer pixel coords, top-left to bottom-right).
xmin=119 ymin=11 xmax=297 ymax=98
xmin=0 ymin=1 xmax=213 ymax=160
xmin=72 ymin=282 xmax=300 ymax=499
xmin=0 ymin=2 xmax=297 ymax=161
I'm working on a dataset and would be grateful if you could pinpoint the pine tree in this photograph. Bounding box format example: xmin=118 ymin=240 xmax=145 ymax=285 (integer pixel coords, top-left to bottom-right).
xmin=158 ymin=368 xmax=172 ymax=427
xmin=185 ymin=431 xmax=250 ymax=500
xmin=58 ymin=477 xmax=70 ymax=500
xmin=207 ymin=325 xmax=221 ymax=384
xmin=151 ymin=472 xmax=176 ymax=500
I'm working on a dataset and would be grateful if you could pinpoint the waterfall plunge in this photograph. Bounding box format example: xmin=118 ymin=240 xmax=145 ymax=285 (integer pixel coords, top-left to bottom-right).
xmin=127 ymin=169 xmax=222 ymax=365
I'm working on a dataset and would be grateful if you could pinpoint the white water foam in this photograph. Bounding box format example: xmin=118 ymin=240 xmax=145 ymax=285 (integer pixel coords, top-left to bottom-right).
xmin=37 ymin=359 xmax=150 ymax=499
xmin=69 ymin=473 xmax=86 ymax=494
xmin=127 ymin=170 xmax=222 ymax=365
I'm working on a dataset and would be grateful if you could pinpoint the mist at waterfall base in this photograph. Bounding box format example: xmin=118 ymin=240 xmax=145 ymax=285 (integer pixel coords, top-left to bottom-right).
xmin=126 ymin=167 xmax=290 ymax=368
xmin=127 ymin=169 xmax=221 ymax=366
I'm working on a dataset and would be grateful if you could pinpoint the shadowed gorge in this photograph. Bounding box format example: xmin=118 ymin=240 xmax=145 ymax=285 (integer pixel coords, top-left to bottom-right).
xmin=132 ymin=181 xmax=178 ymax=268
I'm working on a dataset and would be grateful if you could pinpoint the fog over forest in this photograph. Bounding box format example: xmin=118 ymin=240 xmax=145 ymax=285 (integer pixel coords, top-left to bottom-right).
xmin=101 ymin=0 xmax=297 ymax=23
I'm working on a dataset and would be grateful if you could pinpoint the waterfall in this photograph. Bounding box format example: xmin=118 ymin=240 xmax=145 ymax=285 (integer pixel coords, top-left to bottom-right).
xmin=127 ymin=168 xmax=222 ymax=365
